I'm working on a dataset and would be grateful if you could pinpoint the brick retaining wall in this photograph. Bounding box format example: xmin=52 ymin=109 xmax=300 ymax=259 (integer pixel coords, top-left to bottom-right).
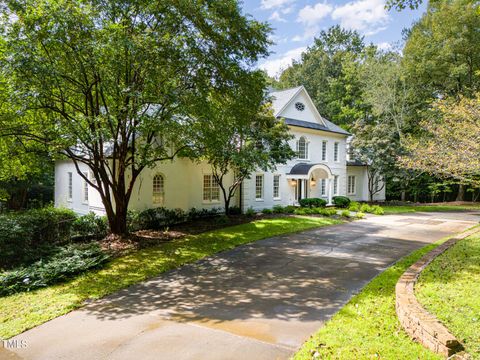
xmin=395 ymin=228 xmax=479 ymax=358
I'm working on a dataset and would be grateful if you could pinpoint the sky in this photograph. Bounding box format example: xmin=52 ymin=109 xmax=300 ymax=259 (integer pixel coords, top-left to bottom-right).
xmin=241 ymin=0 xmax=427 ymax=77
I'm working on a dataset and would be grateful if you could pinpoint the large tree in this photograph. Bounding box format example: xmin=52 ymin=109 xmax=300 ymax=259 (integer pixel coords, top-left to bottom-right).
xmin=402 ymin=94 xmax=480 ymax=187
xmin=1 ymin=0 xmax=271 ymax=234
xmin=277 ymin=26 xmax=367 ymax=128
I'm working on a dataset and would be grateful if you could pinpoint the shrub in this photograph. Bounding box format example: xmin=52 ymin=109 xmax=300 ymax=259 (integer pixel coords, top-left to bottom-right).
xmin=0 ymin=207 xmax=77 ymax=270
xmin=245 ymin=207 xmax=256 ymax=217
xmin=0 ymin=243 xmax=110 ymax=297
xmin=71 ymin=212 xmax=108 ymax=239
xmin=137 ymin=207 xmax=187 ymax=230
xmin=360 ymin=203 xmax=373 ymax=213
xmin=348 ymin=201 xmax=360 ymax=212
xmin=284 ymin=205 xmax=297 ymax=214
xmin=294 ymin=208 xmax=307 ymax=215
xmin=321 ymin=208 xmax=338 ymax=217
xmin=371 ymin=205 xmax=385 ymax=215
xmin=215 ymin=215 xmax=230 ymax=225
xmin=355 ymin=212 xmax=366 ymax=219
xmin=332 ymin=196 xmax=351 ymax=208
xmin=261 ymin=208 xmax=272 ymax=214
xmin=187 ymin=207 xmax=222 ymax=220
xmin=341 ymin=210 xmax=351 ymax=218
xmin=228 ymin=206 xmax=241 ymax=215
xmin=272 ymin=205 xmax=285 ymax=214
xmin=299 ymin=198 xmax=327 ymax=208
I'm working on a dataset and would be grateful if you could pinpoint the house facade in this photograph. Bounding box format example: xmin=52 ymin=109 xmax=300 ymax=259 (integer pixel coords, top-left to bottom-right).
xmin=54 ymin=86 xmax=385 ymax=215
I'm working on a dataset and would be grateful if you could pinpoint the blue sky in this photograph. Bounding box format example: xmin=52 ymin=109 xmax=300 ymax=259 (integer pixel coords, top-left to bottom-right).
xmin=241 ymin=0 xmax=427 ymax=77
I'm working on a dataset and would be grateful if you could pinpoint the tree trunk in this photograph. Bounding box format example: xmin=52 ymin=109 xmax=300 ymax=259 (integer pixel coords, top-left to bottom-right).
xmin=401 ymin=190 xmax=406 ymax=202
xmin=456 ymin=184 xmax=465 ymax=201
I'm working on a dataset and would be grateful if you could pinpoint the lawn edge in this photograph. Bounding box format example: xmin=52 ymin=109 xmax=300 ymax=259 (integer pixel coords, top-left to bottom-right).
xmin=395 ymin=227 xmax=480 ymax=358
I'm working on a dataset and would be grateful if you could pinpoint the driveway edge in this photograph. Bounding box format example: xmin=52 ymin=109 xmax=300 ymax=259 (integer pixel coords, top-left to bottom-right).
xmin=395 ymin=228 xmax=479 ymax=358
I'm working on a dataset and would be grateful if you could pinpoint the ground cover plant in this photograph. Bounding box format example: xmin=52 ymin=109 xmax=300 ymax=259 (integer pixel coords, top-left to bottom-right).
xmin=382 ymin=204 xmax=480 ymax=214
xmin=416 ymin=232 xmax=480 ymax=357
xmin=0 ymin=216 xmax=340 ymax=339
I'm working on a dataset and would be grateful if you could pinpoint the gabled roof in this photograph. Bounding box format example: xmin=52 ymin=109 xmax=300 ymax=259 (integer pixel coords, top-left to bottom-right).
xmin=268 ymin=85 xmax=350 ymax=137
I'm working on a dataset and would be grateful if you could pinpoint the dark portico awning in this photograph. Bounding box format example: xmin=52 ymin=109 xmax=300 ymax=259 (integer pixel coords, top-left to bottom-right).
xmin=287 ymin=163 xmax=333 ymax=179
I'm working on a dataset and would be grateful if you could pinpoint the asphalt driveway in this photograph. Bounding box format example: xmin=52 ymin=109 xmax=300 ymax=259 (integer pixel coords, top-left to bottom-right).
xmin=5 ymin=211 xmax=479 ymax=360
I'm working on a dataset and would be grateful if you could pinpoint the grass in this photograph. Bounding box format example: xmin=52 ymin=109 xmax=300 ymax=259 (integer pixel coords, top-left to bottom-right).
xmin=416 ymin=232 xmax=480 ymax=358
xmin=383 ymin=204 xmax=480 ymax=214
xmin=0 ymin=216 xmax=340 ymax=339
xmin=293 ymin=240 xmax=457 ymax=360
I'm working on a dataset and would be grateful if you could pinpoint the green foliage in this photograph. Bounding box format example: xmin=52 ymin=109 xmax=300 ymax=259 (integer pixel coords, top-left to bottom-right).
xmin=0 ymin=0 xmax=272 ymax=235
xmin=136 ymin=208 xmax=187 ymax=230
xmin=299 ymin=198 xmax=327 ymax=208
xmin=417 ymin=231 xmax=480 ymax=357
xmin=294 ymin=207 xmax=337 ymax=217
xmin=0 ymin=207 xmax=77 ymax=269
xmin=277 ymin=25 xmax=366 ymax=128
xmin=355 ymin=212 xmax=366 ymax=219
xmin=332 ymin=196 xmax=351 ymax=208
xmin=382 ymin=204 xmax=480 ymax=214
xmin=186 ymin=207 xmax=222 ymax=221
xmin=245 ymin=207 xmax=256 ymax=217
xmin=0 ymin=216 xmax=340 ymax=338
xmin=284 ymin=205 xmax=297 ymax=214
xmin=0 ymin=243 xmax=110 ymax=297
xmin=261 ymin=208 xmax=272 ymax=214
xmin=272 ymin=205 xmax=285 ymax=214
xmin=341 ymin=210 xmax=351 ymax=218
xmin=71 ymin=213 xmax=108 ymax=239
xmin=348 ymin=201 xmax=361 ymax=211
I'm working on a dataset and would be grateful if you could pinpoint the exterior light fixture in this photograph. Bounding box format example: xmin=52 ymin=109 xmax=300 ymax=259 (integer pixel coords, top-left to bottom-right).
xmin=310 ymin=177 xmax=316 ymax=187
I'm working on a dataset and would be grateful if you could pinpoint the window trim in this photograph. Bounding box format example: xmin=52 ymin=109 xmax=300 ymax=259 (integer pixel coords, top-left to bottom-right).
xmin=82 ymin=172 xmax=89 ymax=204
xmin=255 ymin=174 xmax=264 ymax=201
xmin=334 ymin=142 xmax=339 ymax=162
xmin=67 ymin=172 xmax=73 ymax=202
xmin=347 ymin=175 xmax=356 ymax=195
xmin=152 ymin=173 xmax=165 ymax=205
xmin=273 ymin=174 xmax=281 ymax=200
xmin=321 ymin=140 xmax=327 ymax=162
xmin=203 ymin=174 xmax=220 ymax=203
xmin=296 ymin=136 xmax=309 ymax=160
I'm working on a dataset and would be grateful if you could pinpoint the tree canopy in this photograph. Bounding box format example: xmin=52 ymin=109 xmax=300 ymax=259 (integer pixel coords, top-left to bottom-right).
xmin=0 ymin=0 xmax=272 ymax=233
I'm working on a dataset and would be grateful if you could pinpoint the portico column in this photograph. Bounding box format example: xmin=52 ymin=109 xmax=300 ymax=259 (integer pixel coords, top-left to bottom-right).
xmin=327 ymin=177 xmax=333 ymax=205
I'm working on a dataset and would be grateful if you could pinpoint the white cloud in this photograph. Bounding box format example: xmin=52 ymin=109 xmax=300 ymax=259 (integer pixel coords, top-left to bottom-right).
xmin=261 ymin=0 xmax=294 ymax=10
xmin=259 ymin=46 xmax=307 ymax=77
xmin=292 ymin=2 xmax=333 ymax=43
xmin=376 ymin=42 xmax=392 ymax=51
xmin=331 ymin=0 xmax=389 ymax=35
xmin=297 ymin=2 xmax=333 ymax=26
xmin=269 ymin=10 xmax=287 ymax=22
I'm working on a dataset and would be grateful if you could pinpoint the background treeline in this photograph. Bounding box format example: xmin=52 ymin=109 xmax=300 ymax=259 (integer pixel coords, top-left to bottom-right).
xmin=270 ymin=0 xmax=480 ymax=203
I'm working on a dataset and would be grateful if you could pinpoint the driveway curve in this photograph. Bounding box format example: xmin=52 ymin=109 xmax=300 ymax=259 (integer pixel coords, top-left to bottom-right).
xmin=7 ymin=211 xmax=480 ymax=360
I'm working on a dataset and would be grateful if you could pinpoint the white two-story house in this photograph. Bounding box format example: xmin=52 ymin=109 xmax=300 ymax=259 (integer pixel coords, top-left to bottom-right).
xmin=54 ymin=86 xmax=385 ymax=215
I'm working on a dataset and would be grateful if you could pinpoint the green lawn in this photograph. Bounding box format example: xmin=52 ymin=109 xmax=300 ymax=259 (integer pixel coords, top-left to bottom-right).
xmin=416 ymin=232 xmax=480 ymax=358
xmin=0 ymin=216 xmax=340 ymax=339
xmin=383 ymin=204 xmax=480 ymax=214
xmin=294 ymin=241 xmax=454 ymax=360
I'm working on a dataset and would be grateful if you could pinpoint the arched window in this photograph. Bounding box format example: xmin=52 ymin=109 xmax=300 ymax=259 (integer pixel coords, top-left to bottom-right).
xmin=296 ymin=136 xmax=308 ymax=159
xmin=153 ymin=174 xmax=165 ymax=205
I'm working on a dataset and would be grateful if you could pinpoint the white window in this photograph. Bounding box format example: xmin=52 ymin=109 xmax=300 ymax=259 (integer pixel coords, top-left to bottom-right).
xmin=348 ymin=175 xmax=356 ymax=195
xmin=255 ymin=174 xmax=264 ymax=200
xmin=273 ymin=175 xmax=280 ymax=199
xmin=322 ymin=141 xmax=327 ymax=161
xmin=296 ymin=136 xmax=308 ymax=160
xmin=334 ymin=175 xmax=339 ymax=195
xmin=67 ymin=172 xmax=73 ymax=200
xmin=334 ymin=142 xmax=339 ymax=162
xmin=82 ymin=172 xmax=89 ymax=203
xmin=321 ymin=179 xmax=326 ymax=196
xmin=153 ymin=174 xmax=165 ymax=205
xmin=203 ymin=174 xmax=220 ymax=202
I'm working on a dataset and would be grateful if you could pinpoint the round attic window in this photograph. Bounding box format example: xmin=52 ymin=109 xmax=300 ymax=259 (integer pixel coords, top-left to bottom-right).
xmin=295 ymin=102 xmax=305 ymax=111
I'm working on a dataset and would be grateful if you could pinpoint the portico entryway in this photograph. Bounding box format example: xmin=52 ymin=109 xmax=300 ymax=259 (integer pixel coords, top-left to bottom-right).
xmin=286 ymin=163 xmax=334 ymax=205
